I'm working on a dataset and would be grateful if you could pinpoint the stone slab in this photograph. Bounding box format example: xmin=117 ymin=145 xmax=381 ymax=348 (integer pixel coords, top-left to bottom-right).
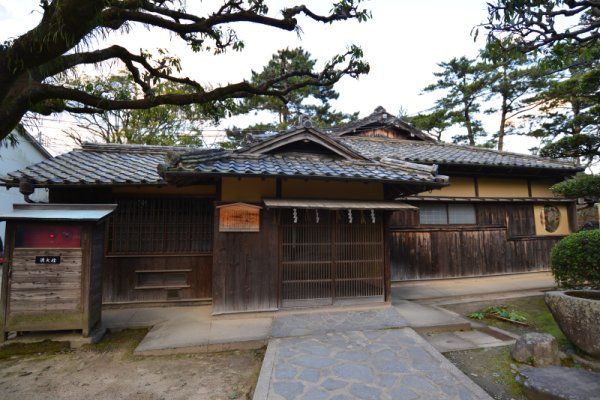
xmin=520 ymin=366 xmax=600 ymax=400
xmin=392 ymin=300 xmax=470 ymax=332
xmin=271 ymin=306 xmax=407 ymax=338
xmin=254 ymin=327 xmax=492 ymax=399
xmin=422 ymin=329 xmax=515 ymax=353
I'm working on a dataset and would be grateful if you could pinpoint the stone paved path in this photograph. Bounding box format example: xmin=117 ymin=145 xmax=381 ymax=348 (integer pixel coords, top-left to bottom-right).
xmin=254 ymin=328 xmax=492 ymax=399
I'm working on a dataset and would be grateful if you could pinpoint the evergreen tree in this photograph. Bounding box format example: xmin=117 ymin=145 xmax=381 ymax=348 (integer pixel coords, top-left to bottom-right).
xmin=421 ymin=57 xmax=491 ymax=146
xmin=225 ymin=47 xmax=359 ymax=147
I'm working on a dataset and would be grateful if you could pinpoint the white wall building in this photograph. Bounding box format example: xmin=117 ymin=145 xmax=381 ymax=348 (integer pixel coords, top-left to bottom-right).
xmin=0 ymin=128 xmax=52 ymax=245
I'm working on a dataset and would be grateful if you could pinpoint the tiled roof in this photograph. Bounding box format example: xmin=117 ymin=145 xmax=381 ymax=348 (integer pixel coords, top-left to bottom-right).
xmin=161 ymin=151 xmax=447 ymax=185
xmin=0 ymin=143 xmax=204 ymax=186
xmin=339 ymin=136 xmax=583 ymax=171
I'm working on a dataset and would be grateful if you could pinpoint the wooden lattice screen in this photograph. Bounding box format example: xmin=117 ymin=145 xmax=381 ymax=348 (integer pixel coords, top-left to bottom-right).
xmin=280 ymin=209 xmax=384 ymax=308
xmin=107 ymin=198 xmax=213 ymax=255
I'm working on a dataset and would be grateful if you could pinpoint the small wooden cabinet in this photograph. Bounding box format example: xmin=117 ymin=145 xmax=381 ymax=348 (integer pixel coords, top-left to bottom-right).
xmin=0 ymin=204 xmax=116 ymax=341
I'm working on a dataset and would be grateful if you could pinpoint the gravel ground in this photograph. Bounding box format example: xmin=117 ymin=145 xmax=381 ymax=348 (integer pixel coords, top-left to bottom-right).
xmin=0 ymin=330 xmax=264 ymax=400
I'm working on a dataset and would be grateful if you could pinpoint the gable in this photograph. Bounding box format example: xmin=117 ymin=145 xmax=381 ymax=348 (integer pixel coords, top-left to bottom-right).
xmin=345 ymin=126 xmax=418 ymax=140
xmin=334 ymin=106 xmax=435 ymax=142
xmin=241 ymin=127 xmax=365 ymax=160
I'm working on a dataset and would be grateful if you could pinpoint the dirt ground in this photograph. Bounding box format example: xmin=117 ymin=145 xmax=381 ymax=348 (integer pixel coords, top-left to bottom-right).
xmin=0 ymin=330 xmax=264 ymax=400
xmin=445 ymin=346 xmax=525 ymax=400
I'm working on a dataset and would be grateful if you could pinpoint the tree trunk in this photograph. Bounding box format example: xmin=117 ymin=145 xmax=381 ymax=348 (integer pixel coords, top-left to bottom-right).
xmin=464 ymin=102 xmax=475 ymax=146
xmin=498 ymin=102 xmax=507 ymax=151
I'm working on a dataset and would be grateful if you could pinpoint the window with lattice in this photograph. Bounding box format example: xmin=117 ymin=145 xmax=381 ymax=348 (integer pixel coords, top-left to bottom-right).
xmin=107 ymin=198 xmax=213 ymax=254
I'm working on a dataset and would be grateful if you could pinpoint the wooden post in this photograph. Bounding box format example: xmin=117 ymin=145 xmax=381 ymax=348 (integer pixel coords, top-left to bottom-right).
xmin=383 ymin=211 xmax=392 ymax=303
xmin=81 ymin=225 xmax=92 ymax=337
xmin=567 ymin=201 xmax=578 ymax=233
xmin=0 ymin=223 xmax=14 ymax=343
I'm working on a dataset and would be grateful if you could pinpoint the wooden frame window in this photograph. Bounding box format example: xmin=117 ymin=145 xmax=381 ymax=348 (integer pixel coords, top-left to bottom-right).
xmin=107 ymin=198 xmax=213 ymax=255
xmin=419 ymin=203 xmax=476 ymax=225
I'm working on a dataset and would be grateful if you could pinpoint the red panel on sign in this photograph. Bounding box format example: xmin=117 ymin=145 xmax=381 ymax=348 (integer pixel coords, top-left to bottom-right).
xmin=15 ymin=224 xmax=82 ymax=248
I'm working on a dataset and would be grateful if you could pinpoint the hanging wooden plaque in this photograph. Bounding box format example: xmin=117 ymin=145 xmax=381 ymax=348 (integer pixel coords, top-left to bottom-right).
xmin=217 ymin=203 xmax=261 ymax=232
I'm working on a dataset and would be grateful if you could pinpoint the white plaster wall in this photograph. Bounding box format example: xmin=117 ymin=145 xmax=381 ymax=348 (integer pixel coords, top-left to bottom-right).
xmin=0 ymin=133 xmax=50 ymax=246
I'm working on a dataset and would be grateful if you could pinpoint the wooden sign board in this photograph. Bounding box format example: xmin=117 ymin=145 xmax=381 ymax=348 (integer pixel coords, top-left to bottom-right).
xmin=218 ymin=203 xmax=261 ymax=232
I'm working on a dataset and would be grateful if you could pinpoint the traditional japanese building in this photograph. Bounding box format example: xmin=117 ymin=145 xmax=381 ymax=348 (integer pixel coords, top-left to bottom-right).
xmin=0 ymin=107 xmax=583 ymax=313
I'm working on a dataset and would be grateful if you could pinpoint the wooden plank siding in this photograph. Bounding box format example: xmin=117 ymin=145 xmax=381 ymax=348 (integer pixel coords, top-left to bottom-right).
xmin=103 ymin=255 xmax=212 ymax=303
xmin=390 ymin=202 xmax=564 ymax=280
xmin=7 ymin=248 xmax=83 ymax=330
xmin=48 ymin=189 xmax=216 ymax=305
xmin=211 ymin=207 xmax=279 ymax=314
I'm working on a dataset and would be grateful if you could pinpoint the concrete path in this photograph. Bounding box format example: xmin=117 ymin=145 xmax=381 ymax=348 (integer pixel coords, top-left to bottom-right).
xmin=272 ymin=306 xmax=407 ymax=338
xmin=393 ymin=272 xmax=554 ymax=304
xmin=392 ymin=300 xmax=470 ymax=332
xmin=254 ymin=328 xmax=492 ymax=399
xmin=104 ymin=306 xmax=271 ymax=354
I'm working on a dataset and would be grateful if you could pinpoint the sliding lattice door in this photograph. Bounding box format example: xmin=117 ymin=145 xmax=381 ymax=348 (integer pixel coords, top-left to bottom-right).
xmin=280 ymin=209 xmax=384 ymax=308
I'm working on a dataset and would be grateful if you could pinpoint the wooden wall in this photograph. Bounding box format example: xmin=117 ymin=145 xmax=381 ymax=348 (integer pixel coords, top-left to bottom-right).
xmin=102 ymin=255 xmax=212 ymax=303
xmin=390 ymin=203 xmax=565 ymax=280
xmin=212 ymin=208 xmax=279 ymax=314
xmin=50 ymin=187 xmax=215 ymax=305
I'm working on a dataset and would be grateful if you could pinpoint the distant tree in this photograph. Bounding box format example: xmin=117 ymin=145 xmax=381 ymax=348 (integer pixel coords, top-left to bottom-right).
xmin=480 ymin=41 xmax=539 ymax=151
xmin=403 ymin=109 xmax=451 ymax=141
xmin=482 ymin=0 xmax=599 ymax=164
xmin=522 ymin=44 xmax=600 ymax=167
xmin=0 ymin=0 xmax=371 ymax=142
xmin=225 ymin=47 xmax=359 ymax=147
xmin=60 ymin=73 xmax=229 ymax=146
xmin=482 ymin=0 xmax=599 ymax=54
xmin=421 ymin=57 xmax=491 ymax=146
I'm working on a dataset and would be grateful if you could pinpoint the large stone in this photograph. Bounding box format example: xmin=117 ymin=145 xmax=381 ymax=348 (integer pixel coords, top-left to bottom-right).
xmin=545 ymin=290 xmax=600 ymax=358
xmin=511 ymin=332 xmax=560 ymax=367
xmin=520 ymin=366 xmax=600 ymax=400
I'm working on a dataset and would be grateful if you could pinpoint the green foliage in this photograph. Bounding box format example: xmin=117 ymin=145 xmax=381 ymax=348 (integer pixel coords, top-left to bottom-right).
xmin=550 ymin=230 xmax=600 ymax=289
xmin=551 ymin=174 xmax=600 ymax=198
xmin=521 ymin=42 xmax=600 ymax=166
xmin=469 ymin=306 xmax=528 ymax=323
xmin=226 ymin=47 xmax=360 ymax=147
xmin=403 ymin=109 xmax=450 ymax=141
xmin=59 ymin=72 xmax=232 ymax=146
xmin=483 ymin=1 xmax=600 ymax=165
xmin=0 ymin=0 xmax=371 ymax=142
xmin=480 ymin=39 xmax=539 ymax=151
xmin=421 ymin=56 xmax=492 ymax=146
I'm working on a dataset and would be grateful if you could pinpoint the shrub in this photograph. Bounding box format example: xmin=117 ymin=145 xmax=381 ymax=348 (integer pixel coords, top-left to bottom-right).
xmin=550 ymin=230 xmax=600 ymax=289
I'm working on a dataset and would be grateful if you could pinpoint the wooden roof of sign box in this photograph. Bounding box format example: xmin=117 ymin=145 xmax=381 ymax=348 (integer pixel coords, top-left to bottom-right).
xmin=0 ymin=203 xmax=117 ymax=221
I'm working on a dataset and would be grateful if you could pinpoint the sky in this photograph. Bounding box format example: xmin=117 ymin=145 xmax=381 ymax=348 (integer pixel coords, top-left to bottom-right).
xmin=0 ymin=0 xmax=539 ymax=154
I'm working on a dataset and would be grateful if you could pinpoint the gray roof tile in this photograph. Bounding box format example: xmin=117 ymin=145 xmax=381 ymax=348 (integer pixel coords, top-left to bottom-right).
xmin=339 ymin=136 xmax=582 ymax=171
xmin=165 ymin=151 xmax=445 ymax=184
xmin=1 ymin=143 xmax=196 ymax=186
